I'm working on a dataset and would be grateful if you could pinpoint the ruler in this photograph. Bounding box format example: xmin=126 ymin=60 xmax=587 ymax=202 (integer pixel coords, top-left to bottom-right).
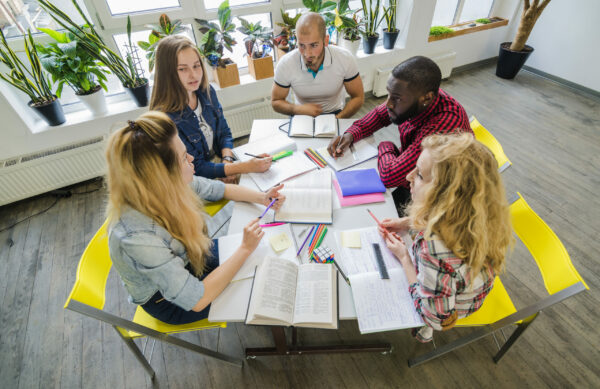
xmin=372 ymin=243 xmax=389 ymax=279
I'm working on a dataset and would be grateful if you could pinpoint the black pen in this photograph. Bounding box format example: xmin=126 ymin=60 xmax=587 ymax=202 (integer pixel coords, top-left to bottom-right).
xmin=245 ymin=152 xmax=276 ymax=162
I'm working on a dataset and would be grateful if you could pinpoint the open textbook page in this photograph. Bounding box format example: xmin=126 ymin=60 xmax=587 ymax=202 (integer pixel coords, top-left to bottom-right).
xmin=292 ymin=263 xmax=337 ymax=328
xmin=289 ymin=114 xmax=338 ymax=137
xmin=274 ymin=169 xmax=333 ymax=224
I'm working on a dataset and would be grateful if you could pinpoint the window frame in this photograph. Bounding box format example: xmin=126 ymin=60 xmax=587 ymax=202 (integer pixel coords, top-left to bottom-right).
xmin=434 ymin=0 xmax=498 ymax=27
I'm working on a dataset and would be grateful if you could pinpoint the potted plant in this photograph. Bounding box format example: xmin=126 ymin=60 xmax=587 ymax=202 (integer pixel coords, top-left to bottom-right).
xmin=333 ymin=0 xmax=361 ymax=55
xmin=382 ymin=0 xmax=399 ymax=49
xmin=274 ymin=10 xmax=299 ymax=60
xmin=359 ymin=0 xmax=385 ymax=54
xmin=195 ymin=0 xmax=239 ymax=88
xmin=37 ymin=0 xmax=149 ymax=107
xmin=302 ymin=0 xmax=337 ymax=39
xmin=36 ymin=28 xmax=110 ymax=116
xmin=429 ymin=26 xmax=454 ymax=40
xmin=137 ymin=13 xmax=187 ymax=73
xmin=0 ymin=29 xmax=66 ymax=126
xmin=237 ymin=17 xmax=274 ymax=80
xmin=496 ymin=0 xmax=552 ymax=79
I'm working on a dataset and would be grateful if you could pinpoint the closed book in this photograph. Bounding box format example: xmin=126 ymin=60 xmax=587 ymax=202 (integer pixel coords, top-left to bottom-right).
xmin=335 ymin=169 xmax=385 ymax=196
xmin=333 ymin=180 xmax=385 ymax=207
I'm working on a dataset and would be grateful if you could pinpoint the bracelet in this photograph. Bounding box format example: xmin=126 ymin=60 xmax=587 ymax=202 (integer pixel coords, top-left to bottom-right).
xmin=223 ymin=156 xmax=235 ymax=162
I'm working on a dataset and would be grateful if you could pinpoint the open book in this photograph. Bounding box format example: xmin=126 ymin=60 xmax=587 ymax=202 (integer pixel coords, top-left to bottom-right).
xmin=245 ymin=257 xmax=338 ymax=329
xmin=274 ymin=169 xmax=333 ymax=224
xmin=315 ymin=140 xmax=378 ymax=171
xmin=232 ymin=134 xmax=316 ymax=191
xmin=288 ymin=114 xmax=339 ymax=138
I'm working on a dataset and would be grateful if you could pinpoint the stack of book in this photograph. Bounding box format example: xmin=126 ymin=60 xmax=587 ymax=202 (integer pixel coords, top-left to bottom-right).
xmin=333 ymin=168 xmax=386 ymax=207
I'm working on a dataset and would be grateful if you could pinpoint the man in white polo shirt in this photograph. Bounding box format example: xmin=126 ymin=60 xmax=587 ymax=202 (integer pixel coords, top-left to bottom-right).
xmin=271 ymin=12 xmax=364 ymax=118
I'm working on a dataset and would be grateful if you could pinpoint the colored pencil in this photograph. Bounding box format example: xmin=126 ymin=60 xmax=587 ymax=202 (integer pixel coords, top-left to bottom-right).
xmin=367 ymin=208 xmax=388 ymax=233
xmin=304 ymin=150 xmax=324 ymax=168
xmin=259 ymin=198 xmax=278 ymax=219
xmin=308 ymin=148 xmax=327 ymax=166
xmin=310 ymin=227 xmax=328 ymax=256
xmin=307 ymin=224 xmax=323 ymax=253
xmin=305 ymin=148 xmax=325 ymax=167
xmin=296 ymin=225 xmax=315 ymax=256
xmin=308 ymin=225 xmax=326 ymax=255
xmin=259 ymin=222 xmax=285 ymax=227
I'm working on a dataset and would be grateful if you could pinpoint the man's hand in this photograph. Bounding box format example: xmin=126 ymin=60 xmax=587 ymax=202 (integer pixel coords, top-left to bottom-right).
xmin=294 ymin=103 xmax=323 ymax=117
xmin=327 ymin=132 xmax=353 ymax=158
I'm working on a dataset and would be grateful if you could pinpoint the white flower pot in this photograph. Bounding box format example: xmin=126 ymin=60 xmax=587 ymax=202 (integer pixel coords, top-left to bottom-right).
xmin=77 ymin=88 xmax=108 ymax=116
xmin=339 ymin=37 xmax=361 ymax=56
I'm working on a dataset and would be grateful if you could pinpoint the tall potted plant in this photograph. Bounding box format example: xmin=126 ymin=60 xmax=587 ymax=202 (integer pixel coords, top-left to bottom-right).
xmin=333 ymin=0 xmax=361 ymax=55
xmin=37 ymin=0 xmax=149 ymax=106
xmin=359 ymin=0 xmax=385 ymax=54
xmin=382 ymin=0 xmax=399 ymax=49
xmin=274 ymin=10 xmax=299 ymax=60
xmin=496 ymin=0 xmax=551 ymax=79
xmin=237 ymin=17 xmax=274 ymax=80
xmin=195 ymin=0 xmax=239 ymax=88
xmin=36 ymin=28 xmax=110 ymax=116
xmin=0 ymin=29 xmax=66 ymax=126
xmin=137 ymin=14 xmax=187 ymax=73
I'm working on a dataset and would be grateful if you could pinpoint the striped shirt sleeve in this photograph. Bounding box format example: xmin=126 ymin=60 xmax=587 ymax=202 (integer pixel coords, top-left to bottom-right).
xmin=345 ymin=103 xmax=391 ymax=142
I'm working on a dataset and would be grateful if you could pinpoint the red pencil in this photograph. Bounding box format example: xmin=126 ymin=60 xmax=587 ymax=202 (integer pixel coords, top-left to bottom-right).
xmin=304 ymin=150 xmax=324 ymax=168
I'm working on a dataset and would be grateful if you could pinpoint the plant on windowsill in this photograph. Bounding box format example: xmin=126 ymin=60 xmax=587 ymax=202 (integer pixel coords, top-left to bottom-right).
xmin=274 ymin=10 xmax=299 ymax=60
xmin=475 ymin=18 xmax=491 ymax=24
xmin=382 ymin=0 xmax=399 ymax=49
xmin=0 ymin=29 xmax=66 ymax=126
xmin=137 ymin=14 xmax=187 ymax=73
xmin=359 ymin=0 xmax=385 ymax=54
xmin=195 ymin=0 xmax=239 ymax=88
xmin=237 ymin=17 xmax=274 ymax=81
xmin=496 ymin=0 xmax=552 ymax=79
xmin=37 ymin=0 xmax=149 ymax=107
xmin=36 ymin=28 xmax=110 ymax=116
xmin=429 ymin=25 xmax=454 ymax=39
xmin=332 ymin=0 xmax=361 ymax=55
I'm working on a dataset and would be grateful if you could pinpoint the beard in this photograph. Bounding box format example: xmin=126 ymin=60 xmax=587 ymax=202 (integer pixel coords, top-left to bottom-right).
xmin=389 ymin=100 xmax=421 ymax=125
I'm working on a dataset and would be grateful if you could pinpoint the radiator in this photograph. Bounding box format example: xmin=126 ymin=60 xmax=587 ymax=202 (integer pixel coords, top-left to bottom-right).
xmin=222 ymin=97 xmax=285 ymax=139
xmin=371 ymin=51 xmax=457 ymax=97
xmin=0 ymin=136 xmax=106 ymax=206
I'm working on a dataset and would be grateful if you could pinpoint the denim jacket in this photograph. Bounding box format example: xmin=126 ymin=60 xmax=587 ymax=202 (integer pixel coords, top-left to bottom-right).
xmin=107 ymin=176 xmax=226 ymax=311
xmin=166 ymin=85 xmax=234 ymax=179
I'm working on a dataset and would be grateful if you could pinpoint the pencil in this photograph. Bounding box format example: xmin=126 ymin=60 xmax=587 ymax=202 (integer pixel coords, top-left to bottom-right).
xmin=305 ymin=149 xmax=325 ymax=167
xmin=310 ymin=227 xmax=328 ymax=256
xmin=332 ymin=258 xmax=351 ymax=285
xmin=308 ymin=148 xmax=327 ymax=166
xmin=259 ymin=198 xmax=278 ymax=219
xmin=296 ymin=225 xmax=315 ymax=257
xmin=245 ymin=152 xmax=276 ymax=163
xmin=307 ymin=224 xmax=323 ymax=253
xmin=304 ymin=150 xmax=323 ymax=168
xmin=308 ymin=225 xmax=325 ymax=255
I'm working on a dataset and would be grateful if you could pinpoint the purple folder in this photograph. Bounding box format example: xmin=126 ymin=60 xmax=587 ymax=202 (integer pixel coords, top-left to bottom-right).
xmin=335 ymin=168 xmax=386 ymax=196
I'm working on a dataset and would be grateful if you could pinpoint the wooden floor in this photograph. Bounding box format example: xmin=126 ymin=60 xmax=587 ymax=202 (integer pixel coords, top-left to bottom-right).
xmin=1 ymin=64 xmax=599 ymax=389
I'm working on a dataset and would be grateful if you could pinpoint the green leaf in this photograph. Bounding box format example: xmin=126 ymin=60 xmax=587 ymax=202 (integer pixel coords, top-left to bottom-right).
xmin=38 ymin=27 xmax=68 ymax=43
xmin=137 ymin=41 xmax=151 ymax=51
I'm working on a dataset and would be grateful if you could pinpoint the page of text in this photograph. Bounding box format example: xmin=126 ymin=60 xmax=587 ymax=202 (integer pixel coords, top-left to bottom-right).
xmin=293 ymin=264 xmax=333 ymax=324
xmin=251 ymin=257 xmax=298 ymax=324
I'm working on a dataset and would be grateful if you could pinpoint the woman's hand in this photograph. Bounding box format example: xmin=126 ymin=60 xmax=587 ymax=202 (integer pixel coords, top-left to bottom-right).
xmin=241 ymin=219 xmax=264 ymax=253
xmin=381 ymin=217 xmax=411 ymax=234
xmin=263 ymin=184 xmax=285 ymax=210
xmin=382 ymin=230 xmax=411 ymax=264
xmin=244 ymin=154 xmax=272 ymax=173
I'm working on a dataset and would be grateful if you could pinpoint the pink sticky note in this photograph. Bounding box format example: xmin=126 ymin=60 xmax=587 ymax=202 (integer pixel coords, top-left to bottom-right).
xmin=333 ymin=179 xmax=385 ymax=207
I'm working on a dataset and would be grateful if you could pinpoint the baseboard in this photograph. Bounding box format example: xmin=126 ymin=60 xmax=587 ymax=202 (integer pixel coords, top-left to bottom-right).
xmin=451 ymin=57 xmax=498 ymax=75
xmin=522 ymin=66 xmax=600 ymax=100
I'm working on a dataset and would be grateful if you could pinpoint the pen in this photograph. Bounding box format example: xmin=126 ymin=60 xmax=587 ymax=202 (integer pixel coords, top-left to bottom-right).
xmin=349 ymin=143 xmax=358 ymax=161
xmin=245 ymin=152 xmax=276 ymax=162
xmin=259 ymin=222 xmax=285 ymax=227
xmin=259 ymin=198 xmax=278 ymax=219
xmin=298 ymin=226 xmax=309 ymax=238
xmin=332 ymin=258 xmax=351 ymax=286
xmin=296 ymin=225 xmax=315 ymax=257
xmin=367 ymin=208 xmax=389 ymax=233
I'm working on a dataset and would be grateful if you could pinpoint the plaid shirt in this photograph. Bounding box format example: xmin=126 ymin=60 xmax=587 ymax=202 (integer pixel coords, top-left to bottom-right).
xmin=408 ymin=231 xmax=495 ymax=342
xmin=345 ymin=89 xmax=471 ymax=188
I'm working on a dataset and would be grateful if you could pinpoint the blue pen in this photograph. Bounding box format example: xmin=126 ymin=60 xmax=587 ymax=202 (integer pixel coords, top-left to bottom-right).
xmin=258 ymin=198 xmax=278 ymax=219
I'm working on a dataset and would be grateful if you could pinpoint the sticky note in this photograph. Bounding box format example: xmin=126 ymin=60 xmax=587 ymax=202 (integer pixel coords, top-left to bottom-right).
xmin=269 ymin=233 xmax=292 ymax=253
xmin=342 ymin=231 xmax=361 ymax=248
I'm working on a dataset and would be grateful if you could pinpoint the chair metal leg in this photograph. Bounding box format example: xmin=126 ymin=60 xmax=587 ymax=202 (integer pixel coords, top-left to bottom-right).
xmin=113 ymin=326 xmax=157 ymax=380
xmin=493 ymin=312 xmax=539 ymax=363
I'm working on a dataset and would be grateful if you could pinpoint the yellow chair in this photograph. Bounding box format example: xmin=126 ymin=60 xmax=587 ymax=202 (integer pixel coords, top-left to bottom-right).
xmin=204 ymin=198 xmax=229 ymax=217
xmin=470 ymin=115 xmax=512 ymax=173
xmin=64 ymin=220 xmax=241 ymax=380
xmin=409 ymin=193 xmax=588 ymax=367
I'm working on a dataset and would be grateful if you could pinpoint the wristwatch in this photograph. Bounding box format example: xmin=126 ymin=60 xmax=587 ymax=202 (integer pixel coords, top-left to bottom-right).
xmin=223 ymin=156 xmax=236 ymax=162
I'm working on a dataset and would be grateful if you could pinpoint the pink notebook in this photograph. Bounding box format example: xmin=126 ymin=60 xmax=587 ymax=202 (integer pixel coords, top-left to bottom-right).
xmin=333 ymin=179 xmax=385 ymax=207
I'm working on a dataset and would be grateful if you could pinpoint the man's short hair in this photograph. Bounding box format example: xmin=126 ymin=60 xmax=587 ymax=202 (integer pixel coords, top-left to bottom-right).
xmin=391 ymin=56 xmax=442 ymax=96
xmin=296 ymin=12 xmax=326 ymax=40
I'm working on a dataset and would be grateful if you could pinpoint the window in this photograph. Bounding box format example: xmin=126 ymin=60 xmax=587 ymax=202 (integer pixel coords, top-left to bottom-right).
xmin=0 ymin=0 xmax=89 ymax=39
xmin=104 ymin=0 xmax=180 ymax=16
xmin=204 ymin=0 xmax=268 ymax=10
xmin=431 ymin=0 xmax=494 ymax=26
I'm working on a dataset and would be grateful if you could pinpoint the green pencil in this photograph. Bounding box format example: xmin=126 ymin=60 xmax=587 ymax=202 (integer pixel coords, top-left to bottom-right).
xmin=310 ymin=227 xmax=328 ymax=256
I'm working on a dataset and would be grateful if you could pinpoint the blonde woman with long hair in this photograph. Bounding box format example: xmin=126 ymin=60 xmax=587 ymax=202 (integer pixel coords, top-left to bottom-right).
xmin=378 ymin=133 xmax=512 ymax=342
xmin=106 ymin=111 xmax=285 ymax=324
xmin=150 ymin=35 xmax=271 ymax=182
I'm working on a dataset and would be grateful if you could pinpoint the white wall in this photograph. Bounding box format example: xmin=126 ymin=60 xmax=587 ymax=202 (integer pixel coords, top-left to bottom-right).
xmin=0 ymin=0 xmax=528 ymax=162
xmin=523 ymin=0 xmax=600 ymax=92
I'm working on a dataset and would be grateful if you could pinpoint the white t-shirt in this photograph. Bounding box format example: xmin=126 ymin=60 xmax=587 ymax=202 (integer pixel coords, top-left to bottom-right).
xmin=194 ymin=99 xmax=214 ymax=152
xmin=273 ymin=45 xmax=360 ymax=114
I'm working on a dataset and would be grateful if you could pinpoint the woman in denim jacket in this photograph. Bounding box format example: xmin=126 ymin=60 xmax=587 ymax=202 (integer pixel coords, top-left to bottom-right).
xmin=150 ymin=35 xmax=271 ymax=182
xmin=106 ymin=111 xmax=285 ymax=324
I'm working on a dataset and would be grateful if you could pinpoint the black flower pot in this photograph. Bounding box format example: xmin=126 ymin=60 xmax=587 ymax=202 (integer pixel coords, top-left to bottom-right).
xmin=496 ymin=42 xmax=534 ymax=80
xmin=362 ymin=34 xmax=379 ymax=54
xmin=125 ymin=80 xmax=149 ymax=107
xmin=29 ymin=97 xmax=66 ymax=126
xmin=383 ymin=29 xmax=399 ymax=50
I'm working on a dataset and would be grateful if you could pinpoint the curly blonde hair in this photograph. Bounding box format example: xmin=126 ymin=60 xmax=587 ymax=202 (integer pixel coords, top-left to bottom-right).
xmin=105 ymin=111 xmax=212 ymax=275
xmin=407 ymin=133 xmax=513 ymax=276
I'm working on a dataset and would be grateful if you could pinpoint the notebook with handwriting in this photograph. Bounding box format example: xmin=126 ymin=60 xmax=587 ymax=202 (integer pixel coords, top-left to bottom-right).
xmin=315 ymin=140 xmax=378 ymax=172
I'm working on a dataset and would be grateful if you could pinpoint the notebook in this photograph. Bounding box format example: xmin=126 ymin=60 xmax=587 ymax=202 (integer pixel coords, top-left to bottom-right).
xmin=315 ymin=140 xmax=378 ymax=171
xmin=274 ymin=169 xmax=333 ymax=224
xmin=287 ymin=114 xmax=339 ymax=138
xmin=333 ymin=179 xmax=385 ymax=207
xmin=335 ymin=168 xmax=386 ymax=197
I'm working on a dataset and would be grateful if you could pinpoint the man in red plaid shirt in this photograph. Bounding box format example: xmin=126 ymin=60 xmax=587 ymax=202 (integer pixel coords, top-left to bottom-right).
xmin=327 ymin=56 xmax=471 ymax=208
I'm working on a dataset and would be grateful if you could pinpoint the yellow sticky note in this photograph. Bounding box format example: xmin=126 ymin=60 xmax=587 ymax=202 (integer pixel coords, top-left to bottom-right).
xmin=342 ymin=231 xmax=361 ymax=248
xmin=269 ymin=233 xmax=292 ymax=253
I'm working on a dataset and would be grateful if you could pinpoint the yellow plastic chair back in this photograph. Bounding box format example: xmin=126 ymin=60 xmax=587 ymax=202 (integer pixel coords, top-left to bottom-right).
xmin=204 ymin=199 xmax=229 ymax=217
xmin=129 ymin=306 xmax=225 ymax=338
xmin=456 ymin=277 xmax=517 ymax=326
xmin=64 ymin=220 xmax=111 ymax=310
xmin=510 ymin=193 xmax=589 ymax=294
xmin=470 ymin=116 xmax=512 ymax=172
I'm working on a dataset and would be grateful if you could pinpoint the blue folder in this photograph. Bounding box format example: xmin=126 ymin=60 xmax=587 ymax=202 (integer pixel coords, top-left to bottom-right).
xmin=335 ymin=169 xmax=386 ymax=196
